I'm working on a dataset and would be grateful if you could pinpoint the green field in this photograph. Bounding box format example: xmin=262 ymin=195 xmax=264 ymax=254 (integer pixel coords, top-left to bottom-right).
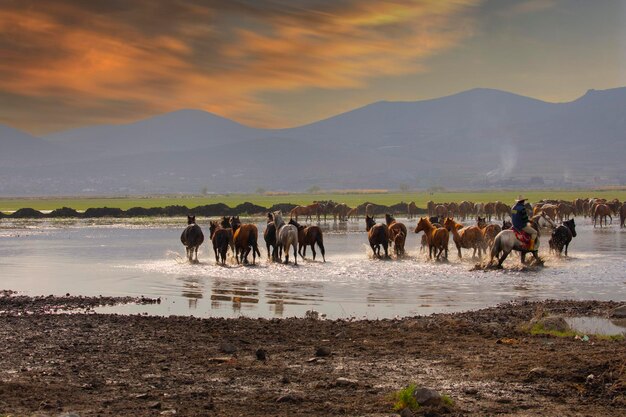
xmin=1 ymin=189 xmax=625 ymax=212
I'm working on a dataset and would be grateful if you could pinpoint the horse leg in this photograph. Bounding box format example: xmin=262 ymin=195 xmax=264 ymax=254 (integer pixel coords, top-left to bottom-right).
xmin=284 ymin=244 xmax=290 ymax=264
xmin=498 ymin=250 xmax=510 ymax=267
xmin=293 ymin=242 xmax=298 ymax=265
xmin=311 ymin=244 xmax=316 ymax=260
xmin=428 ymin=244 xmax=433 ymax=260
xmin=383 ymin=241 xmax=389 ymax=259
xmin=318 ymin=240 xmax=326 ymax=262
xmin=457 ymin=243 xmax=462 ymax=259
xmin=564 ymin=243 xmax=569 ymax=257
xmin=300 ymin=243 xmax=306 ymax=259
xmin=214 ymin=247 xmax=219 ymax=264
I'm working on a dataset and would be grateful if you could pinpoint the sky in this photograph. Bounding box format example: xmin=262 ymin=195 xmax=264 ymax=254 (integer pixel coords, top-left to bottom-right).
xmin=1 ymin=0 xmax=625 ymax=134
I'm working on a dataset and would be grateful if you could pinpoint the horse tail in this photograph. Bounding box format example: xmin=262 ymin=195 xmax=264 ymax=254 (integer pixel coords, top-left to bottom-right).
xmin=316 ymin=231 xmax=325 ymax=257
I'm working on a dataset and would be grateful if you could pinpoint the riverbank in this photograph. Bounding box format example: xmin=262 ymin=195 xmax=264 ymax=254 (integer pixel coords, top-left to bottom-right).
xmin=0 ymin=297 xmax=624 ymax=416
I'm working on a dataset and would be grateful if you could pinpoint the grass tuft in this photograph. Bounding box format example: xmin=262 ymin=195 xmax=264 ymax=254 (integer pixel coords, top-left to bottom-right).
xmin=392 ymin=384 xmax=419 ymax=412
xmin=441 ymin=394 xmax=455 ymax=407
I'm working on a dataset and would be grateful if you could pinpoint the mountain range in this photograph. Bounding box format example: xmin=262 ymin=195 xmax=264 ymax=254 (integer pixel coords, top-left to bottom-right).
xmin=1 ymin=87 xmax=625 ymax=195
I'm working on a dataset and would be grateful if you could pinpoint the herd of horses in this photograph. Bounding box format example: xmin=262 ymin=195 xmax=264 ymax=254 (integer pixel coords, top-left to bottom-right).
xmin=180 ymin=197 xmax=626 ymax=268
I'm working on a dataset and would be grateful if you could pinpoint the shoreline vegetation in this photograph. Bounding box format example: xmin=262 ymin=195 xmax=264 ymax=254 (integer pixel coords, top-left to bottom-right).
xmin=1 ymin=189 xmax=626 ymax=216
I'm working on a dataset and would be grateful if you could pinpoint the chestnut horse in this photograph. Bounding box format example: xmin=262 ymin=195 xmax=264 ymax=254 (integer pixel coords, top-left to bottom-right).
xmin=289 ymin=219 xmax=326 ymax=262
xmin=593 ymin=204 xmax=612 ymax=228
xmin=229 ymin=216 xmax=261 ymax=265
xmin=209 ymin=220 xmax=231 ymax=265
xmin=289 ymin=203 xmax=321 ymax=222
xmin=444 ymin=218 xmax=485 ymax=259
xmin=365 ymin=215 xmax=389 ymax=258
xmin=385 ymin=213 xmax=407 ymax=257
xmin=476 ymin=216 xmax=501 ymax=250
xmin=180 ymin=215 xmax=204 ymax=263
xmin=414 ymin=217 xmax=449 ymax=261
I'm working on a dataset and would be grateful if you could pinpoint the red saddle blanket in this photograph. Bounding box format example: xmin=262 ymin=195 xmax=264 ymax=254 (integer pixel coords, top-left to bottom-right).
xmin=512 ymin=228 xmax=531 ymax=250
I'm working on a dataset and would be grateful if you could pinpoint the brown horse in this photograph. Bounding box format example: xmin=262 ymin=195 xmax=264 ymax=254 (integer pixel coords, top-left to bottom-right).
xmin=444 ymin=218 xmax=485 ymax=259
xmin=289 ymin=219 xmax=326 ymax=261
xmin=290 ymin=203 xmax=321 ymax=222
xmin=434 ymin=204 xmax=448 ymax=219
xmin=426 ymin=201 xmax=435 ymax=217
xmin=407 ymin=201 xmax=418 ymax=219
xmin=366 ymin=215 xmax=389 ymax=258
xmin=209 ymin=220 xmax=231 ymax=265
xmin=180 ymin=215 xmax=204 ymax=263
xmin=495 ymin=202 xmax=510 ymax=220
xmin=263 ymin=213 xmax=279 ymax=261
xmin=414 ymin=217 xmax=449 ymax=261
xmin=484 ymin=202 xmax=496 ymax=221
xmin=620 ymin=203 xmax=626 ymax=228
xmin=229 ymin=216 xmax=261 ymax=265
xmin=347 ymin=207 xmax=359 ymax=221
xmin=385 ymin=213 xmax=407 ymax=257
xmin=593 ymin=204 xmax=612 ymax=228
xmin=476 ymin=216 xmax=501 ymax=250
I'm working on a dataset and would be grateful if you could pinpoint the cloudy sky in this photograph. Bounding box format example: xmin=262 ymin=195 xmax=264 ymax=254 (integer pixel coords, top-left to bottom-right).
xmin=1 ymin=0 xmax=625 ymax=134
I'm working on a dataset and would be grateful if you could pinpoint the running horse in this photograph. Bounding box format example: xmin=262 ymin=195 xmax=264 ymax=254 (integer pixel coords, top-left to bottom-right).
xmin=289 ymin=219 xmax=326 ymax=262
xmin=385 ymin=213 xmax=407 ymax=257
xmin=209 ymin=220 xmax=231 ymax=265
xmin=229 ymin=216 xmax=261 ymax=265
xmin=414 ymin=217 xmax=449 ymax=261
xmin=263 ymin=213 xmax=279 ymax=261
xmin=443 ymin=218 xmax=485 ymax=259
xmin=488 ymin=219 xmax=542 ymax=268
xmin=366 ymin=215 xmax=390 ymax=259
xmin=272 ymin=211 xmax=299 ymax=264
xmin=180 ymin=215 xmax=204 ymax=263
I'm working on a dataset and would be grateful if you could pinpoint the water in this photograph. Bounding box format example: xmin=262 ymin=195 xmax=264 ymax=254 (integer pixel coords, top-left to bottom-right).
xmin=0 ymin=217 xmax=624 ymax=319
xmin=565 ymin=316 xmax=626 ymax=336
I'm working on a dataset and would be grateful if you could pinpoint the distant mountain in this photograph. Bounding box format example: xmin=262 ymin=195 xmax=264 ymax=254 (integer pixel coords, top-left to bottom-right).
xmin=44 ymin=109 xmax=261 ymax=157
xmin=1 ymin=87 xmax=625 ymax=195
xmin=0 ymin=125 xmax=64 ymax=167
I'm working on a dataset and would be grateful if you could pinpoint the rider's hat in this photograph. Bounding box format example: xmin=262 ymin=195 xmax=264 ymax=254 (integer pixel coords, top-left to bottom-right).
xmin=515 ymin=195 xmax=527 ymax=202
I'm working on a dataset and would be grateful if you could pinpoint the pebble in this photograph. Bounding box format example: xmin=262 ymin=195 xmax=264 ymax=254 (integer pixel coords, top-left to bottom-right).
xmin=149 ymin=401 xmax=162 ymax=409
xmin=528 ymin=367 xmax=548 ymax=378
xmin=334 ymin=377 xmax=359 ymax=387
xmin=399 ymin=407 xmax=415 ymax=417
xmin=255 ymin=348 xmax=267 ymax=361
xmin=219 ymin=342 xmax=237 ymax=354
xmin=276 ymin=393 xmax=303 ymax=403
xmin=315 ymin=346 xmax=331 ymax=357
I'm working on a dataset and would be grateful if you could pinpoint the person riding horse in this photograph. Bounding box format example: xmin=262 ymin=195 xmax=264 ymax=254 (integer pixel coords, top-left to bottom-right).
xmin=511 ymin=196 xmax=537 ymax=252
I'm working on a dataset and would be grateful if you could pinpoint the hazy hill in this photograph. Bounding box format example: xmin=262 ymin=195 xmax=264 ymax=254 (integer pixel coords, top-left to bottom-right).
xmin=1 ymin=87 xmax=625 ymax=195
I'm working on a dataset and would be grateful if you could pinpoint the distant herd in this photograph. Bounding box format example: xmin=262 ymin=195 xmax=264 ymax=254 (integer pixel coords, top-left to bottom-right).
xmin=180 ymin=197 xmax=626 ymax=268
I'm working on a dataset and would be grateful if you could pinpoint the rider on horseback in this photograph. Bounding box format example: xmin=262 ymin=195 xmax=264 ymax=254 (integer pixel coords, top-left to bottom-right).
xmin=511 ymin=196 xmax=537 ymax=251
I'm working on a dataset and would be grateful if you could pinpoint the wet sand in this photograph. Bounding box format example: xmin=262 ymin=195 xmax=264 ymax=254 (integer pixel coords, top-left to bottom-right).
xmin=0 ymin=295 xmax=624 ymax=416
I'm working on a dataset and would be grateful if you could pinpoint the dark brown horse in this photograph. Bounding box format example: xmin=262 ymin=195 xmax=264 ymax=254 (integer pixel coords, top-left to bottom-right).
xmin=366 ymin=215 xmax=389 ymax=258
xmin=209 ymin=220 xmax=231 ymax=265
xmin=385 ymin=213 xmax=407 ymax=257
xmin=263 ymin=213 xmax=279 ymax=261
xmin=289 ymin=219 xmax=326 ymax=262
xmin=549 ymin=219 xmax=577 ymax=257
xmin=180 ymin=215 xmax=204 ymax=263
xmin=229 ymin=216 xmax=261 ymax=265
xmin=620 ymin=202 xmax=626 ymax=228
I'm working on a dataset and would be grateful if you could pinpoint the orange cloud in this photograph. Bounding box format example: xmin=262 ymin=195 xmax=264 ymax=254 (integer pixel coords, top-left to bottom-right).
xmin=0 ymin=0 xmax=482 ymax=133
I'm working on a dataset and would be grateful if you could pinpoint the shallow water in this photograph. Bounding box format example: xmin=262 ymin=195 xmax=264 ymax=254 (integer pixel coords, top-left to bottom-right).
xmin=565 ymin=316 xmax=626 ymax=336
xmin=0 ymin=217 xmax=624 ymax=319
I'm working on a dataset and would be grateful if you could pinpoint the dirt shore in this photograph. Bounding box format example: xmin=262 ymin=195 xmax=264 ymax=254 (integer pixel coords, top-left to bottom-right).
xmin=0 ymin=295 xmax=624 ymax=416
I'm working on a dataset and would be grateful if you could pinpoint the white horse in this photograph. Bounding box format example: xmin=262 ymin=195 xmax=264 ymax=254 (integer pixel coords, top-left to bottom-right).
xmin=488 ymin=222 xmax=542 ymax=268
xmin=532 ymin=212 xmax=556 ymax=230
xmin=272 ymin=211 xmax=299 ymax=265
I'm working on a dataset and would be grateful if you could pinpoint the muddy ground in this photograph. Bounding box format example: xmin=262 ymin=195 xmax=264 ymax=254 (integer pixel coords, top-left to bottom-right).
xmin=0 ymin=295 xmax=624 ymax=417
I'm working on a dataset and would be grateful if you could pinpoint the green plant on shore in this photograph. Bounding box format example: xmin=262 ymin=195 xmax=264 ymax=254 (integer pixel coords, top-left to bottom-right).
xmin=441 ymin=394 xmax=455 ymax=407
xmin=392 ymin=384 xmax=419 ymax=412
